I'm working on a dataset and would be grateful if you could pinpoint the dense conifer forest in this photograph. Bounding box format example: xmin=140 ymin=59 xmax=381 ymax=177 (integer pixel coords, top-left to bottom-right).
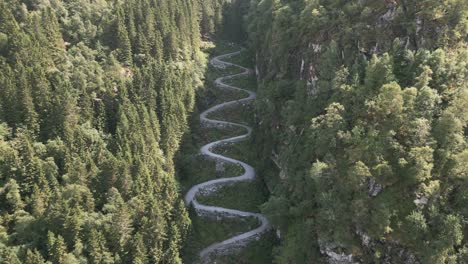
xmin=0 ymin=0 xmax=243 ymax=262
xmin=0 ymin=0 xmax=466 ymax=263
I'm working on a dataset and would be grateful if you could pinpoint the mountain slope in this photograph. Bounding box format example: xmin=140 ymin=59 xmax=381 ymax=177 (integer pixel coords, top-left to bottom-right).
xmin=0 ymin=0 xmax=227 ymax=262
xmin=245 ymin=0 xmax=467 ymax=263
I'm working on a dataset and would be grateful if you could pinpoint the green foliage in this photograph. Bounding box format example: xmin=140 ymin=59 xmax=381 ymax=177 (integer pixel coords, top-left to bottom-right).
xmin=0 ymin=32 xmax=7 ymax=53
xmin=115 ymin=8 xmax=132 ymax=65
xmin=197 ymin=180 xmax=268 ymax=213
xmin=182 ymin=212 xmax=260 ymax=263
xmin=0 ymin=0 xmax=238 ymax=262
xmin=25 ymin=249 xmax=46 ymax=264
xmin=245 ymin=0 xmax=468 ymax=262
xmin=176 ymin=40 xmax=275 ymax=262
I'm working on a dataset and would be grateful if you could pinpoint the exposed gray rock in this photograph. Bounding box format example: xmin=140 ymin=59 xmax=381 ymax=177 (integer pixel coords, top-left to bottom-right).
xmin=378 ymin=2 xmax=398 ymax=26
xmin=355 ymin=227 xmax=420 ymax=264
xmin=368 ymin=177 xmax=383 ymax=197
xmin=413 ymin=196 xmax=428 ymax=206
xmin=271 ymin=151 xmax=288 ymax=180
xmin=319 ymin=242 xmax=358 ymax=264
xmin=356 ymin=228 xmax=372 ymax=247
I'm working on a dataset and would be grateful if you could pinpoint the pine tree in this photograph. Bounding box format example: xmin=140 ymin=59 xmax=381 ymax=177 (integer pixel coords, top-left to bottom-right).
xmin=104 ymin=188 xmax=132 ymax=253
xmin=48 ymin=232 xmax=67 ymax=264
xmin=1 ymin=249 xmax=21 ymax=264
xmin=129 ymin=232 xmax=148 ymax=264
xmin=40 ymin=7 xmax=63 ymax=49
xmin=364 ymin=53 xmax=395 ymax=96
xmin=30 ymin=184 xmax=47 ymax=217
xmin=16 ymin=64 xmax=39 ymax=133
xmin=115 ymin=7 xmax=132 ymax=65
xmin=0 ymin=32 xmax=7 ymax=53
xmin=0 ymin=63 xmax=19 ymax=127
xmin=2 ymin=179 xmax=25 ymax=213
xmin=25 ymin=249 xmax=47 ymax=264
xmin=87 ymin=228 xmax=113 ymax=264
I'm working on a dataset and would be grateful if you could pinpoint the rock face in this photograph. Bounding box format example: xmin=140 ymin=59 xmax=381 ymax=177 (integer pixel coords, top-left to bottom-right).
xmin=368 ymin=177 xmax=383 ymax=197
xmin=319 ymin=242 xmax=357 ymax=264
xmin=317 ymin=227 xmax=420 ymax=264
xmin=325 ymin=251 xmax=356 ymax=264
xmin=414 ymin=196 xmax=429 ymax=206
xmin=271 ymin=151 xmax=288 ymax=180
xmin=356 ymin=228 xmax=420 ymax=264
xmin=378 ymin=2 xmax=398 ymax=26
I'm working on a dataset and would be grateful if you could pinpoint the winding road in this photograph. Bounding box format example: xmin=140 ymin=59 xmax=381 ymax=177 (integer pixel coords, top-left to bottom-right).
xmin=184 ymin=50 xmax=270 ymax=260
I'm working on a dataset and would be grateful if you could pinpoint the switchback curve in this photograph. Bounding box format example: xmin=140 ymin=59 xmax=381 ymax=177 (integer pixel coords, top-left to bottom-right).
xmin=184 ymin=49 xmax=270 ymax=260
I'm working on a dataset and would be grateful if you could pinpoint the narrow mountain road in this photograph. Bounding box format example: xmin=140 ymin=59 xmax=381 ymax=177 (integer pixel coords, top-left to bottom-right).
xmin=185 ymin=50 xmax=270 ymax=260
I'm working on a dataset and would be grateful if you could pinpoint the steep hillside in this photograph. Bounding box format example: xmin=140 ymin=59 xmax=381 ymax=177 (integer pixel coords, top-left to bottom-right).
xmin=0 ymin=0 xmax=466 ymax=263
xmin=246 ymin=0 xmax=467 ymax=263
xmin=0 ymin=0 xmax=226 ymax=262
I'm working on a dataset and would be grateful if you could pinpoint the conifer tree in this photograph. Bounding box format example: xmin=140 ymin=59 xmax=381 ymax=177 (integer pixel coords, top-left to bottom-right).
xmin=25 ymin=249 xmax=46 ymax=264
xmin=0 ymin=0 xmax=235 ymax=262
xmin=115 ymin=8 xmax=132 ymax=65
xmin=48 ymin=233 xmax=67 ymax=264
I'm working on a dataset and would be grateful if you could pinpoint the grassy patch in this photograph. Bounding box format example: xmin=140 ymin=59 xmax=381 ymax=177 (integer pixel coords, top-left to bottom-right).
xmin=178 ymin=150 xmax=247 ymax=194
xmin=225 ymin=73 xmax=258 ymax=92
xmin=208 ymin=86 xmax=250 ymax=107
xmin=203 ymin=40 xmax=240 ymax=56
xmin=216 ymin=231 xmax=278 ymax=264
xmin=212 ymin=140 xmax=255 ymax=166
xmin=196 ymin=124 xmax=269 ymax=214
xmin=196 ymin=63 xmax=245 ymax=111
xmin=224 ymin=48 xmax=256 ymax=69
xmin=196 ymin=125 xmax=246 ymax=147
xmin=197 ymin=179 xmax=269 ymax=213
xmin=177 ymin=41 xmax=273 ymax=263
xmin=177 ymin=118 xmax=248 ymax=191
xmin=207 ymin=102 xmax=255 ymax=127
xmin=182 ymin=210 xmax=260 ymax=263
xmin=178 ymin=154 xmax=216 ymax=194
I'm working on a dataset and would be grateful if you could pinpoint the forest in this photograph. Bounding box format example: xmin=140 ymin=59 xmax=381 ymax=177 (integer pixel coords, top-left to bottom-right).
xmin=0 ymin=0 xmax=466 ymax=263
xmin=0 ymin=0 xmax=240 ymax=262
xmin=246 ymin=0 xmax=467 ymax=263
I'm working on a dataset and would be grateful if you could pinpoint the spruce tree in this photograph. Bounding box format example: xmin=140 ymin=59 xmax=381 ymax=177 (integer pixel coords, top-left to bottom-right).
xmin=115 ymin=8 xmax=132 ymax=65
